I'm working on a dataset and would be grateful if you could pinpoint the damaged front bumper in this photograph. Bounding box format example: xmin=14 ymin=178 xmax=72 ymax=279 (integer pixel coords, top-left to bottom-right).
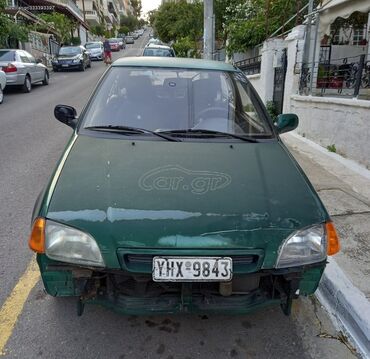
xmin=37 ymin=254 xmax=325 ymax=316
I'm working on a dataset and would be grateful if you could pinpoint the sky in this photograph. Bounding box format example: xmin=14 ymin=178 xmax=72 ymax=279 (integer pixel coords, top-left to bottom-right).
xmin=141 ymin=0 xmax=161 ymax=17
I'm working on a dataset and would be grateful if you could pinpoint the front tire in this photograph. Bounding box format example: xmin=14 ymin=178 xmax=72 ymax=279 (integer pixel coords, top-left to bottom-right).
xmin=22 ymin=75 xmax=31 ymax=93
xmin=42 ymin=71 xmax=49 ymax=85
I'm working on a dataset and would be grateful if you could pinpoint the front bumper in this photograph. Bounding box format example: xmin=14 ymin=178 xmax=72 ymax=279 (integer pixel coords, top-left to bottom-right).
xmin=52 ymin=62 xmax=82 ymax=70
xmin=37 ymin=254 xmax=325 ymax=315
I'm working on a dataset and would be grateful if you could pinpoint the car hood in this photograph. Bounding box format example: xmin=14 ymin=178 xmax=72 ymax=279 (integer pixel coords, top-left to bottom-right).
xmin=46 ymin=135 xmax=328 ymax=268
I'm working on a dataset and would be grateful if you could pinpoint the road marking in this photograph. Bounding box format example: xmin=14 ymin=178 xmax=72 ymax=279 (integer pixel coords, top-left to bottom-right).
xmin=0 ymin=257 xmax=39 ymax=356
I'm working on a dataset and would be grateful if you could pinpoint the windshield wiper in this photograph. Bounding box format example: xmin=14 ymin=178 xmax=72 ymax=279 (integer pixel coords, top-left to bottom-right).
xmin=158 ymin=129 xmax=259 ymax=143
xmin=85 ymin=125 xmax=181 ymax=142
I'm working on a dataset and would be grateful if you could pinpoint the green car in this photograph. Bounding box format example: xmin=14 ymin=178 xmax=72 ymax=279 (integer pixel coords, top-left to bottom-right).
xmin=29 ymin=57 xmax=339 ymax=316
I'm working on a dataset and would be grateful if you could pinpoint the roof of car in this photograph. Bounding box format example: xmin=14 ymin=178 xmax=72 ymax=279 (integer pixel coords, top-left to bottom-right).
xmin=145 ymin=44 xmax=171 ymax=49
xmin=112 ymin=57 xmax=238 ymax=72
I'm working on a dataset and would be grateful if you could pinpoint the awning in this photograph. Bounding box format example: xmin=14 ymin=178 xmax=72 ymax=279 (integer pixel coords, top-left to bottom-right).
xmin=318 ymin=0 xmax=370 ymax=35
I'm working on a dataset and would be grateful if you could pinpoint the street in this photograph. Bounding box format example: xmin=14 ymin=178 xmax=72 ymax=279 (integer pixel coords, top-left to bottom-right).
xmin=0 ymin=34 xmax=358 ymax=359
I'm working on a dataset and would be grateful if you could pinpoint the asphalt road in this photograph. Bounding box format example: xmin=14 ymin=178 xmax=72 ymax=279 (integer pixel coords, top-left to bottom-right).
xmin=0 ymin=33 xmax=357 ymax=359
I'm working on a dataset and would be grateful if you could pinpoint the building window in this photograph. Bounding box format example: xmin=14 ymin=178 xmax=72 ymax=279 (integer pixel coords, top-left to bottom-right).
xmin=353 ymin=27 xmax=365 ymax=45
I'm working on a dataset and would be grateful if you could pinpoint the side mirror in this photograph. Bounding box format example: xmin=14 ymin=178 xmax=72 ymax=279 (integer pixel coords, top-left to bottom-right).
xmin=275 ymin=113 xmax=299 ymax=134
xmin=54 ymin=105 xmax=77 ymax=129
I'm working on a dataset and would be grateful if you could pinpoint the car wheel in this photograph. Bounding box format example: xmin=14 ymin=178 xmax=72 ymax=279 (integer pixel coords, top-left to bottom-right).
xmin=53 ymin=67 xmax=59 ymax=72
xmin=0 ymin=85 xmax=3 ymax=104
xmin=42 ymin=71 xmax=49 ymax=85
xmin=22 ymin=75 xmax=32 ymax=93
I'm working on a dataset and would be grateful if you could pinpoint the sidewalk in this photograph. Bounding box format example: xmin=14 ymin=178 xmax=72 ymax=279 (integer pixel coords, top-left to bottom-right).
xmin=281 ymin=132 xmax=370 ymax=358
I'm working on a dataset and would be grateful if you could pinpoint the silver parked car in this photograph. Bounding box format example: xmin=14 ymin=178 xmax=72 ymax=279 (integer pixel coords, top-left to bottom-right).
xmin=0 ymin=69 xmax=6 ymax=104
xmin=85 ymin=42 xmax=104 ymax=61
xmin=0 ymin=49 xmax=49 ymax=93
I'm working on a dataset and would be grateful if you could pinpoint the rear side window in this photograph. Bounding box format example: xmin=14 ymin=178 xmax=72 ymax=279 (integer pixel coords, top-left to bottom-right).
xmin=18 ymin=51 xmax=30 ymax=63
xmin=143 ymin=48 xmax=174 ymax=57
xmin=0 ymin=51 xmax=16 ymax=61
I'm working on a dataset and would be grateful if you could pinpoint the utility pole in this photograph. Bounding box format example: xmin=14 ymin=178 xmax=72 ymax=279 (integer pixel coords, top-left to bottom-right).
xmin=203 ymin=0 xmax=214 ymax=60
xmin=302 ymin=0 xmax=314 ymax=66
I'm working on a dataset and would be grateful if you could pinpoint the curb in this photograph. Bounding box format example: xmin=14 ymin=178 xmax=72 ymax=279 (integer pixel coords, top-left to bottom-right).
xmin=316 ymin=258 xmax=370 ymax=358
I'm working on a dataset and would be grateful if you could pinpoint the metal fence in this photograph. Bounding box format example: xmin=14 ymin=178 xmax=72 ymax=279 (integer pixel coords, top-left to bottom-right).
xmin=299 ymin=54 xmax=370 ymax=99
xmin=234 ymin=55 xmax=262 ymax=76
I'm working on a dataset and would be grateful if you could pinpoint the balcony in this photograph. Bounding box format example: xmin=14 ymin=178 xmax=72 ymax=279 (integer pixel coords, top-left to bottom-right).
xmin=85 ymin=10 xmax=99 ymax=25
xmin=47 ymin=0 xmax=84 ymax=22
xmin=108 ymin=0 xmax=118 ymax=16
xmin=104 ymin=8 xmax=113 ymax=24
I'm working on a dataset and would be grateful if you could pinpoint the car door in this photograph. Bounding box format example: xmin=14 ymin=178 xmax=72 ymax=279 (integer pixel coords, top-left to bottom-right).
xmin=18 ymin=51 xmax=36 ymax=83
xmin=26 ymin=52 xmax=43 ymax=82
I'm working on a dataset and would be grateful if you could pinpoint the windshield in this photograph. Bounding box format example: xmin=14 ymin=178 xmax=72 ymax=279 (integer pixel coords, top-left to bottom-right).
xmin=109 ymin=39 xmax=118 ymax=43
xmin=82 ymin=67 xmax=273 ymax=138
xmin=85 ymin=43 xmax=101 ymax=49
xmin=143 ymin=48 xmax=174 ymax=57
xmin=58 ymin=47 xmax=81 ymax=56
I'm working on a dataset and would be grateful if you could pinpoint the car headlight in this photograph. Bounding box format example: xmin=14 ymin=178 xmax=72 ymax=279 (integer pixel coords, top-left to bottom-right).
xmin=45 ymin=220 xmax=105 ymax=267
xmin=73 ymin=58 xmax=81 ymax=63
xmin=275 ymin=224 xmax=327 ymax=268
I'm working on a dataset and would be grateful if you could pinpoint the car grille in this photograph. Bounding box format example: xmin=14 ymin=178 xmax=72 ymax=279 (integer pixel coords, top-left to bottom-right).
xmin=118 ymin=251 xmax=263 ymax=275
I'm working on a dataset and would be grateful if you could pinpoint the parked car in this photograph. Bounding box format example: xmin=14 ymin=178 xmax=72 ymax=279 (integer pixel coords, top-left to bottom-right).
xmin=0 ymin=49 xmax=49 ymax=93
xmin=52 ymin=46 xmax=91 ymax=72
xmin=109 ymin=39 xmax=120 ymax=52
xmin=117 ymin=38 xmax=125 ymax=50
xmin=85 ymin=42 xmax=104 ymax=61
xmin=125 ymin=36 xmax=134 ymax=44
xmin=145 ymin=38 xmax=162 ymax=47
xmin=29 ymin=57 xmax=340 ymax=317
xmin=0 ymin=69 xmax=6 ymax=104
xmin=142 ymin=44 xmax=175 ymax=57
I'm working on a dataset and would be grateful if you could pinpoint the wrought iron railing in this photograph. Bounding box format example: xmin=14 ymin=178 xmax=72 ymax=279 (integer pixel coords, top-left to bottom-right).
xmin=299 ymin=54 xmax=370 ymax=99
xmin=235 ymin=55 xmax=262 ymax=76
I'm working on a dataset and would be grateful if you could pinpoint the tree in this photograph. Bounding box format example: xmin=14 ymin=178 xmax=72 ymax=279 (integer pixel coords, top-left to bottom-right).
xmin=153 ymin=1 xmax=203 ymax=43
xmin=91 ymin=24 xmax=105 ymax=37
xmin=0 ymin=0 xmax=29 ymax=47
xmin=221 ymin=0 xmax=313 ymax=54
xmin=39 ymin=12 xmax=77 ymax=44
xmin=120 ymin=14 xmax=139 ymax=32
xmin=130 ymin=0 xmax=142 ymax=18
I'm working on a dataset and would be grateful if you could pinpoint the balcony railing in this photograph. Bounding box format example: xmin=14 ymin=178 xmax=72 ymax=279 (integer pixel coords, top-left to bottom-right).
xmin=235 ymin=55 xmax=262 ymax=76
xmin=48 ymin=0 xmax=84 ymax=21
xmin=299 ymin=54 xmax=370 ymax=99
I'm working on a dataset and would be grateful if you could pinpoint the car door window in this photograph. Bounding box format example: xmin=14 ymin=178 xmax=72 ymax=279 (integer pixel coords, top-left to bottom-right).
xmin=27 ymin=54 xmax=36 ymax=64
xmin=19 ymin=51 xmax=30 ymax=63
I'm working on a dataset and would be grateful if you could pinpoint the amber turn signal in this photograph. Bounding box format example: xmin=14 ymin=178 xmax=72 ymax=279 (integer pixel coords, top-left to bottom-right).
xmin=326 ymin=221 xmax=340 ymax=255
xmin=29 ymin=218 xmax=46 ymax=253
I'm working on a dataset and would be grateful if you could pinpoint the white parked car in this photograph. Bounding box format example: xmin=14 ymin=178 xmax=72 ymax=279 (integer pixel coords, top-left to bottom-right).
xmin=0 ymin=69 xmax=6 ymax=104
xmin=0 ymin=49 xmax=49 ymax=93
xmin=142 ymin=44 xmax=176 ymax=57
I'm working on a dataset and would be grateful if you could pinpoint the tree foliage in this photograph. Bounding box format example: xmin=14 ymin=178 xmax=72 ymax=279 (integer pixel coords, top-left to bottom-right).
xmin=39 ymin=12 xmax=77 ymax=44
xmin=91 ymin=24 xmax=105 ymax=37
xmin=130 ymin=0 xmax=142 ymax=18
xmin=120 ymin=14 xmax=139 ymax=32
xmin=0 ymin=0 xmax=29 ymax=47
xmin=223 ymin=0 xmax=311 ymax=54
xmin=153 ymin=1 xmax=203 ymax=44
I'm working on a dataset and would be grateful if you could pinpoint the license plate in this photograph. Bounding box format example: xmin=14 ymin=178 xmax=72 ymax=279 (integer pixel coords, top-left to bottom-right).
xmin=62 ymin=64 xmax=69 ymax=67
xmin=152 ymin=257 xmax=232 ymax=282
